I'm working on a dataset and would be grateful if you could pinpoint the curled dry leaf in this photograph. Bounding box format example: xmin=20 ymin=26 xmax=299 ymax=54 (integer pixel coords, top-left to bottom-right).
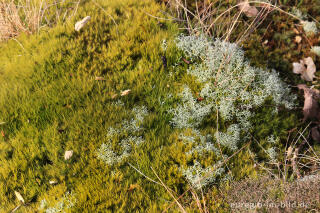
xmin=293 ymin=57 xmax=316 ymax=81
xmin=14 ymin=191 xmax=25 ymax=203
xmin=287 ymin=146 xmax=293 ymax=158
xmin=298 ymin=84 xmax=320 ymax=121
xmin=121 ymin=89 xmax=131 ymax=96
xmin=239 ymin=1 xmax=258 ymax=17
xmin=75 ymin=16 xmax=91 ymax=32
xmin=64 ymin=150 xmax=73 ymax=160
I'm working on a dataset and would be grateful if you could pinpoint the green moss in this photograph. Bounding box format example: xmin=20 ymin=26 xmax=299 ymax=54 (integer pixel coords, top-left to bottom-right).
xmin=0 ymin=0 xmax=310 ymax=212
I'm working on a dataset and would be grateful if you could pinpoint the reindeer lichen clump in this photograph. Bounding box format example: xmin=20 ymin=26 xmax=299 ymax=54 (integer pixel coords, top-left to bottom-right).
xmin=171 ymin=34 xmax=296 ymax=188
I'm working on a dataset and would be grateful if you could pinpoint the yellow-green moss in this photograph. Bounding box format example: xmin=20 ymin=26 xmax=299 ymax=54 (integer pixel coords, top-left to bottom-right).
xmin=0 ymin=0 xmax=308 ymax=212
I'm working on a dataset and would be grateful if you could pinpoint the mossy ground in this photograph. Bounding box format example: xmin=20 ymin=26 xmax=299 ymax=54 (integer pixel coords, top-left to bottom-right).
xmin=0 ymin=0 xmax=318 ymax=212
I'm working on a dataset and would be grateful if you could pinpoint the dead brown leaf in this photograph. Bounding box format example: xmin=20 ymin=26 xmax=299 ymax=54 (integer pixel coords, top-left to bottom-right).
xmin=293 ymin=57 xmax=316 ymax=81
xmin=293 ymin=28 xmax=300 ymax=34
xmin=239 ymin=1 xmax=258 ymax=17
xmin=127 ymin=184 xmax=140 ymax=192
xmin=298 ymin=84 xmax=320 ymax=121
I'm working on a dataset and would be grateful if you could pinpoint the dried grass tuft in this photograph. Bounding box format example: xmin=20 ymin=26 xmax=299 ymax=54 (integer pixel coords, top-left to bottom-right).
xmin=0 ymin=0 xmax=80 ymax=41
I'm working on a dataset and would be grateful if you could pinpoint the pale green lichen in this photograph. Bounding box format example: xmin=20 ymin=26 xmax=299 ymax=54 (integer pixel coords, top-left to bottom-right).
xmin=311 ymin=46 xmax=320 ymax=57
xmin=39 ymin=192 xmax=76 ymax=213
xmin=97 ymin=105 xmax=148 ymax=166
xmin=302 ymin=21 xmax=318 ymax=34
xmin=170 ymin=34 xmax=296 ymax=188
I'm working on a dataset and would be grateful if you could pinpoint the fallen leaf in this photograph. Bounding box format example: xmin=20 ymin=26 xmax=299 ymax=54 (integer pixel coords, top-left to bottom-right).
xmin=293 ymin=28 xmax=300 ymax=34
xmin=127 ymin=184 xmax=139 ymax=192
xmin=298 ymin=84 xmax=320 ymax=121
xmin=49 ymin=179 xmax=58 ymax=185
xmin=75 ymin=16 xmax=91 ymax=32
xmin=95 ymin=76 xmax=106 ymax=81
xmin=64 ymin=150 xmax=73 ymax=160
xmin=295 ymin=35 xmax=302 ymax=43
xmin=239 ymin=1 xmax=258 ymax=17
xmin=121 ymin=89 xmax=131 ymax=96
xmin=14 ymin=191 xmax=25 ymax=203
xmin=293 ymin=57 xmax=316 ymax=81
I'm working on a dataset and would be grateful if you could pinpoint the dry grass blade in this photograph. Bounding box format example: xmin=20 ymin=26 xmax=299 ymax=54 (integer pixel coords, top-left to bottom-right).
xmin=150 ymin=167 xmax=187 ymax=213
xmin=0 ymin=0 xmax=80 ymax=41
xmin=127 ymin=163 xmax=162 ymax=185
xmin=160 ymin=0 xmax=305 ymax=43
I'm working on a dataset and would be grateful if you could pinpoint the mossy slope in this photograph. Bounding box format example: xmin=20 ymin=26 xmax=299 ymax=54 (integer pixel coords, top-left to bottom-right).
xmin=0 ymin=0 xmax=300 ymax=212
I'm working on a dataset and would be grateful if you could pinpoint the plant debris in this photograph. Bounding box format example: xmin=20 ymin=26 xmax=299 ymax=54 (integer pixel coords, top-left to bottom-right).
xmin=297 ymin=84 xmax=320 ymax=121
xmin=95 ymin=76 xmax=106 ymax=81
xmin=49 ymin=179 xmax=58 ymax=185
xmin=239 ymin=1 xmax=258 ymax=18
xmin=120 ymin=89 xmax=131 ymax=96
xmin=294 ymin=35 xmax=302 ymax=43
xmin=75 ymin=16 xmax=91 ymax=32
xmin=64 ymin=150 xmax=73 ymax=160
xmin=14 ymin=191 xmax=24 ymax=203
xmin=293 ymin=57 xmax=316 ymax=81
